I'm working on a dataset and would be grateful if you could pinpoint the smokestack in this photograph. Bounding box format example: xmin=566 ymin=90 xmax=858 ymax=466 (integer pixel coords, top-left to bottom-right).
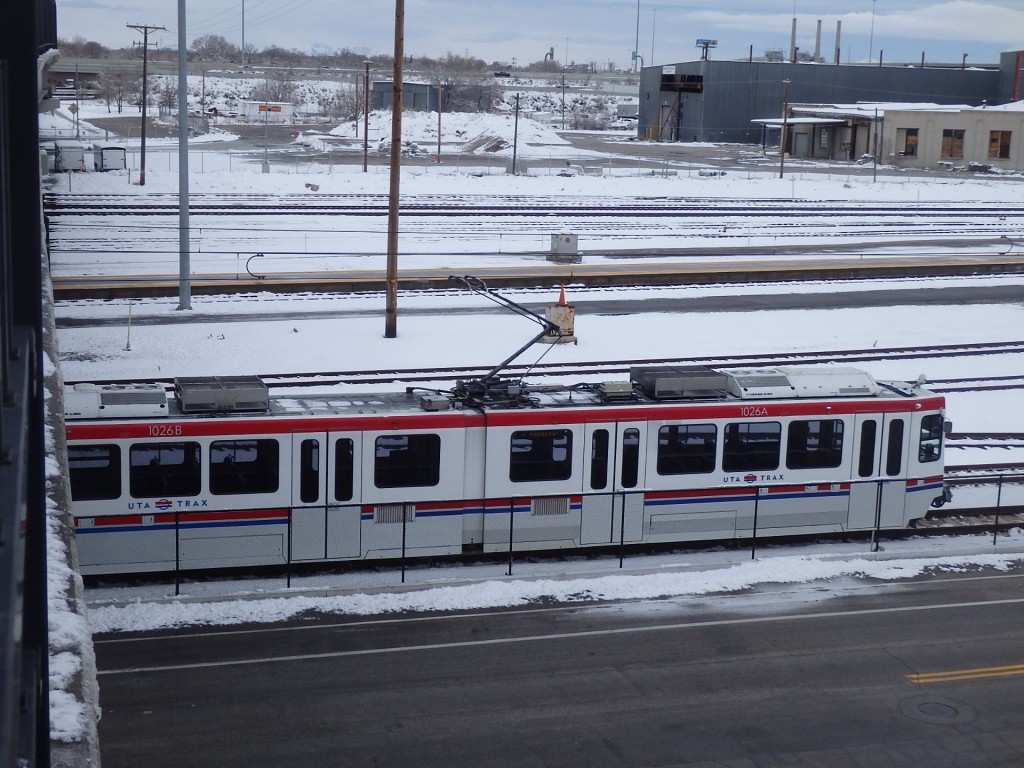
xmin=814 ymin=20 xmax=821 ymax=62
xmin=1014 ymin=50 xmax=1022 ymax=100
xmin=834 ymin=20 xmax=842 ymax=65
xmin=790 ymin=18 xmax=797 ymax=62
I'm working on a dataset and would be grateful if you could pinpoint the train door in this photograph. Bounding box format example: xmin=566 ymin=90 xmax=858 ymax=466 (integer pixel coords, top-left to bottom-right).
xmin=848 ymin=415 xmax=908 ymax=530
xmin=326 ymin=433 xmax=362 ymax=558
xmin=580 ymin=423 xmax=646 ymax=545
xmin=289 ymin=433 xmax=363 ymax=561
xmin=290 ymin=434 xmax=329 ymax=561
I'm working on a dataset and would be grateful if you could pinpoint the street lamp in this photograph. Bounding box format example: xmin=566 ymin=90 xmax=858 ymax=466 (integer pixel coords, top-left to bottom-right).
xmin=261 ymin=77 xmax=270 ymax=174
xmin=779 ymin=79 xmax=790 ymax=179
xmin=363 ymin=60 xmax=371 ymax=172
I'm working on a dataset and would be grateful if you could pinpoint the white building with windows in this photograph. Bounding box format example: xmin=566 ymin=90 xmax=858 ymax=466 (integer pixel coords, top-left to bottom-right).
xmin=883 ymin=100 xmax=1024 ymax=172
xmin=757 ymin=101 xmax=1024 ymax=172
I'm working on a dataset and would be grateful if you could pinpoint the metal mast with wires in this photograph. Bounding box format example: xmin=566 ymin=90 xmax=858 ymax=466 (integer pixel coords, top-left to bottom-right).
xmin=126 ymin=22 xmax=165 ymax=187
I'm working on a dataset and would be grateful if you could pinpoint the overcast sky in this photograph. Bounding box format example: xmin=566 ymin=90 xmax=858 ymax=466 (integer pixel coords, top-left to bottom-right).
xmin=56 ymin=0 xmax=1022 ymax=69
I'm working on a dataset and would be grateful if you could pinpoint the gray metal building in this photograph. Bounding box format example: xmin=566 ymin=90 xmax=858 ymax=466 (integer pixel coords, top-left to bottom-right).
xmin=372 ymin=81 xmax=439 ymax=112
xmin=639 ymin=51 xmax=1024 ymax=148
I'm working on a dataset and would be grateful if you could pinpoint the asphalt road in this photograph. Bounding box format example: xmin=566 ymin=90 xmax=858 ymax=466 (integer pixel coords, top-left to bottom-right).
xmin=94 ymin=565 xmax=1024 ymax=767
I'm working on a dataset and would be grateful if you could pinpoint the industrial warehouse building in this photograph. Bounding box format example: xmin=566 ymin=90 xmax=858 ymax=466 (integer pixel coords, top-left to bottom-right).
xmin=638 ymin=49 xmax=1024 ymax=170
xmin=763 ymin=100 xmax=1024 ymax=173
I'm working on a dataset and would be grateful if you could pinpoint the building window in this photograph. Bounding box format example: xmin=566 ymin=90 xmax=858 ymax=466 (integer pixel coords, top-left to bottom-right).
xmin=723 ymin=422 xmax=781 ymax=472
xmin=129 ymin=441 xmax=201 ymax=498
xmin=941 ymin=129 xmax=965 ymax=158
xmin=510 ymin=429 xmax=573 ymax=482
xmin=210 ymin=439 xmax=280 ymax=495
xmin=374 ymin=434 xmax=440 ymax=488
xmin=786 ymin=419 xmax=844 ymax=469
xmin=897 ymin=127 xmax=918 ymax=156
xmin=919 ymin=415 xmax=943 ymax=463
xmin=989 ymin=130 xmax=1011 ymax=159
xmin=68 ymin=444 xmax=121 ymax=501
xmin=657 ymin=424 xmax=717 ymax=475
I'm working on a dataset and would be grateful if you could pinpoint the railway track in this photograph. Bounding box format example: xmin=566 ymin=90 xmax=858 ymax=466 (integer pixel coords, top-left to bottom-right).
xmin=62 ymin=340 xmax=1024 ymax=390
xmin=41 ymin=192 xmax=1024 ymax=218
xmin=45 ymin=193 xmax=1024 ymax=266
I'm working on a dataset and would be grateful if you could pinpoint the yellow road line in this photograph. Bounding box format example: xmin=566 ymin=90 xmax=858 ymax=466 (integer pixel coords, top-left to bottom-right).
xmin=907 ymin=663 xmax=1024 ymax=684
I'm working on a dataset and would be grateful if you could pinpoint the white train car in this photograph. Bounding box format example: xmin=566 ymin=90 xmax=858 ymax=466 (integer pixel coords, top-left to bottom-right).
xmin=64 ymin=366 xmax=949 ymax=576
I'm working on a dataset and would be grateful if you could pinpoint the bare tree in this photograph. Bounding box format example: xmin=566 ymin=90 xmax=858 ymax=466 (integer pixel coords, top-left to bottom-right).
xmin=151 ymin=78 xmax=178 ymax=110
xmin=325 ymin=83 xmax=360 ymax=121
xmin=251 ymin=74 xmax=297 ymax=104
xmin=97 ymin=70 xmax=141 ymax=114
xmin=524 ymin=58 xmax=562 ymax=73
xmin=58 ymin=36 xmax=111 ymax=58
xmin=190 ymin=34 xmax=240 ymax=63
xmin=431 ymin=52 xmax=491 ymax=112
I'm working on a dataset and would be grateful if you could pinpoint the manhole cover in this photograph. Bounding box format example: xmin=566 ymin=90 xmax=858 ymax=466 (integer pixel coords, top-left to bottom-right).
xmin=917 ymin=702 xmax=959 ymax=719
xmin=900 ymin=695 xmax=976 ymax=725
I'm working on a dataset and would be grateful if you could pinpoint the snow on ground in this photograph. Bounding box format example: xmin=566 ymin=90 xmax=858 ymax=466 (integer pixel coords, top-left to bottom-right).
xmin=323 ymin=109 xmax=571 ymax=155
xmin=87 ymin=533 xmax=1024 ymax=634
xmin=48 ymin=107 xmax=1024 ymax=640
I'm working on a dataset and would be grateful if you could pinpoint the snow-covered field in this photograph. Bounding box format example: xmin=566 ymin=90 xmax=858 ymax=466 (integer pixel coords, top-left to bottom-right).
xmin=42 ymin=95 xmax=1024 ymax=748
xmin=49 ymin=104 xmax=1024 ymax=625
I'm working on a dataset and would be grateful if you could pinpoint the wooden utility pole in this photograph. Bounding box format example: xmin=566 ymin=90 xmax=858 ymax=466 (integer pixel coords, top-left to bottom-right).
xmin=127 ymin=23 xmax=165 ymax=186
xmin=384 ymin=0 xmax=403 ymax=338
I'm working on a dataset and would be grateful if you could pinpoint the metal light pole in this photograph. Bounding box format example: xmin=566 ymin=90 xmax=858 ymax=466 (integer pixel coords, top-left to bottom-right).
xmin=363 ymin=60 xmax=371 ymax=172
xmin=436 ymin=85 xmax=443 ymax=161
xmin=384 ymin=0 xmax=404 ymax=339
xmin=561 ymin=74 xmax=565 ymax=130
xmin=779 ymin=79 xmax=790 ymax=179
xmin=634 ymin=0 xmax=641 ymax=73
xmin=261 ymin=79 xmax=270 ymax=173
xmin=868 ymin=0 xmax=877 ymax=63
xmin=176 ymin=0 xmax=191 ymax=310
xmin=511 ymin=93 xmax=520 ymax=175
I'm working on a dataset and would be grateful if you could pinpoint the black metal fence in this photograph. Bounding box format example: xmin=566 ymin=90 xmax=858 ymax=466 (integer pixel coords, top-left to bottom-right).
xmin=79 ymin=472 xmax=1024 ymax=600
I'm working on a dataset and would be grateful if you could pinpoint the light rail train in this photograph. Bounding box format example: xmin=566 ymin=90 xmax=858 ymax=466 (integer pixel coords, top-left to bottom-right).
xmin=64 ymin=364 xmax=950 ymax=576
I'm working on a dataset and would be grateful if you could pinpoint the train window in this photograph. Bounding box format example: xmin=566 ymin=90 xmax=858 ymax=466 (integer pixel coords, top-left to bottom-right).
xmin=68 ymin=444 xmax=121 ymax=501
xmin=885 ymin=420 xmax=905 ymax=476
xmin=657 ymin=424 xmax=716 ymax=475
xmin=919 ymin=415 xmax=943 ymax=463
xmin=510 ymin=429 xmax=573 ymax=483
xmin=129 ymin=441 xmax=201 ymax=498
xmin=722 ymin=422 xmax=781 ymax=472
xmin=590 ymin=429 xmax=609 ymax=490
xmin=210 ymin=439 xmax=280 ymax=495
xmin=334 ymin=438 xmax=354 ymax=501
xmin=620 ymin=429 xmax=640 ymax=488
xmin=786 ymin=419 xmax=844 ymax=470
xmin=858 ymin=420 xmax=877 ymax=477
xmin=299 ymin=439 xmax=320 ymax=503
xmin=375 ymin=434 xmax=440 ymax=488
